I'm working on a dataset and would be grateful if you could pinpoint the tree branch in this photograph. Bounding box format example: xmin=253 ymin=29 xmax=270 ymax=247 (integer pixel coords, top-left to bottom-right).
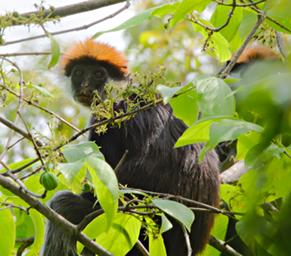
xmin=1 ymin=0 xmax=127 ymax=27
xmin=209 ymin=236 xmax=242 ymax=256
xmin=220 ymin=161 xmax=248 ymax=184
xmin=0 ymin=115 xmax=32 ymax=142
xmin=218 ymin=14 xmax=265 ymax=78
xmin=0 ymin=174 xmax=112 ymax=256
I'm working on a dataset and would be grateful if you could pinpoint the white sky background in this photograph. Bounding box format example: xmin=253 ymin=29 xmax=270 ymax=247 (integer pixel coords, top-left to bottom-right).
xmin=0 ymin=1 xmax=135 ymax=150
xmin=0 ymin=0 xmax=134 ymax=54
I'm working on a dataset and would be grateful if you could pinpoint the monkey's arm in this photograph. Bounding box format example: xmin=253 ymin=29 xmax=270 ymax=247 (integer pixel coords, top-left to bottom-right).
xmin=42 ymin=191 xmax=96 ymax=256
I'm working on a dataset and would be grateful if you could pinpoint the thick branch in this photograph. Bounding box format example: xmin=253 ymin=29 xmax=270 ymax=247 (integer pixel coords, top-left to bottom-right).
xmin=209 ymin=236 xmax=242 ymax=256
xmin=0 ymin=174 xmax=112 ymax=256
xmin=0 ymin=115 xmax=32 ymax=142
xmin=2 ymin=0 xmax=127 ymax=27
xmin=220 ymin=161 xmax=248 ymax=183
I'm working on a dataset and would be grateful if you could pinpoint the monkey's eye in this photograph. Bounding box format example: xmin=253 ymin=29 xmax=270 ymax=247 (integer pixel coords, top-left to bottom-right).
xmin=74 ymin=69 xmax=83 ymax=76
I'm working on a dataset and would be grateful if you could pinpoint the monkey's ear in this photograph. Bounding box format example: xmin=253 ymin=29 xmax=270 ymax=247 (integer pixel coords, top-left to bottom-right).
xmin=99 ymin=61 xmax=127 ymax=80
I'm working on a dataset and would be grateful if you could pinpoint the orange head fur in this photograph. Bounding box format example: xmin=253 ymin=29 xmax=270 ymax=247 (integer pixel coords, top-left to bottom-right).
xmin=237 ymin=46 xmax=279 ymax=64
xmin=61 ymin=39 xmax=128 ymax=77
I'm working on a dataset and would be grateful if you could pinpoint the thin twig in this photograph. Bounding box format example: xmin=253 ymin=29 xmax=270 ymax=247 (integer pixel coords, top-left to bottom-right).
xmin=114 ymin=149 xmax=129 ymax=174
xmin=3 ymin=0 xmax=130 ymax=46
xmin=17 ymin=112 xmax=45 ymax=167
xmin=218 ymin=14 xmax=265 ymax=78
xmin=1 ymin=84 xmax=80 ymax=132
xmin=215 ymin=0 xmax=265 ymax=6
xmin=16 ymin=237 xmax=34 ymax=256
xmin=0 ymin=201 xmax=28 ymax=213
xmin=0 ymin=52 xmax=51 ymax=57
xmin=9 ymin=98 xmax=163 ymax=174
xmin=135 ymin=241 xmax=149 ymax=256
xmin=182 ymin=226 xmax=192 ymax=256
xmin=191 ymin=0 xmax=236 ymax=32
xmin=20 ymin=166 xmax=43 ymax=181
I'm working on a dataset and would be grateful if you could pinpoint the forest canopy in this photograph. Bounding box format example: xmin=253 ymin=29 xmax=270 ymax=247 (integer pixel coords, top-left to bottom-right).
xmin=0 ymin=0 xmax=290 ymax=255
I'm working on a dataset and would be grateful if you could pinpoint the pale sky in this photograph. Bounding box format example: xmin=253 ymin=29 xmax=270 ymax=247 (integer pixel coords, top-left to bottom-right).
xmin=0 ymin=0 xmax=134 ymax=54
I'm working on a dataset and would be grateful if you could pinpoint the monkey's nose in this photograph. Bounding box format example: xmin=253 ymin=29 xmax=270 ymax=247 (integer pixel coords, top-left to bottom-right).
xmin=81 ymin=80 xmax=89 ymax=88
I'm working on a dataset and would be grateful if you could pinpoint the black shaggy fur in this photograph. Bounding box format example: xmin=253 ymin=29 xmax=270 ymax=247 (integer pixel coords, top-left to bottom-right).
xmin=43 ymin=101 xmax=220 ymax=256
xmin=90 ymin=102 xmax=220 ymax=255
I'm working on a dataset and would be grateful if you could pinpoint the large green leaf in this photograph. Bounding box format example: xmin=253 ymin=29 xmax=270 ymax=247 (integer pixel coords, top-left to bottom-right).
xmin=82 ymin=213 xmax=142 ymax=256
xmin=59 ymin=142 xmax=119 ymax=226
xmin=211 ymin=5 xmax=243 ymax=42
xmin=0 ymin=209 xmax=15 ymax=256
xmin=265 ymin=0 xmax=291 ymax=33
xmin=156 ymin=84 xmax=182 ymax=104
xmin=157 ymin=83 xmax=199 ymax=126
xmin=152 ymin=199 xmax=194 ymax=232
xmin=169 ymin=85 xmax=199 ymax=126
xmin=196 ymin=77 xmax=235 ymax=117
xmin=48 ymin=36 xmax=60 ymax=69
xmin=170 ymin=0 xmax=211 ymax=27
xmin=93 ymin=5 xmax=164 ymax=38
xmin=62 ymin=141 xmax=103 ymax=162
xmin=26 ymin=210 xmax=45 ymax=256
xmin=87 ymin=156 xmax=119 ymax=228
xmin=160 ymin=214 xmax=173 ymax=234
xmin=175 ymin=116 xmax=227 ymax=148
xmin=206 ymin=119 xmax=263 ymax=150
xmin=149 ymin=233 xmax=167 ymax=256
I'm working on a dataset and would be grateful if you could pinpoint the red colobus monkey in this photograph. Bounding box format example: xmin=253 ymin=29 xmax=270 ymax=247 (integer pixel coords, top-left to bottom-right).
xmin=42 ymin=39 xmax=220 ymax=256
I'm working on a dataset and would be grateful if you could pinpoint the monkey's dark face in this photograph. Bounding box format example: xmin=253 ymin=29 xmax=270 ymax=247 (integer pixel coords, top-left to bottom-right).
xmin=71 ymin=63 xmax=108 ymax=106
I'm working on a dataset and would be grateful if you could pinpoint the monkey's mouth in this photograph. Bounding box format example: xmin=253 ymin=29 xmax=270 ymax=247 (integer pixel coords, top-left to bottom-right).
xmin=75 ymin=93 xmax=93 ymax=107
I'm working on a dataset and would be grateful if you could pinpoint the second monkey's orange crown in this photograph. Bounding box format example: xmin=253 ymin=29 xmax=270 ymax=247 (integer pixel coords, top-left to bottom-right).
xmin=62 ymin=39 xmax=128 ymax=77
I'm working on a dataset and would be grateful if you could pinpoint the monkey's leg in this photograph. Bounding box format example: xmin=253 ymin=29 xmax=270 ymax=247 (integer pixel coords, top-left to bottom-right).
xmin=42 ymin=191 xmax=96 ymax=256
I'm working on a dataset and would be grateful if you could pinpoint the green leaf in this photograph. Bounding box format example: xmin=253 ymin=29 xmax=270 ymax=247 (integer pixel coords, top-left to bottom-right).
xmin=149 ymin=233 xmax=167 ymax=256
xmin=152 ymin=199 xmax=194 ymax=232
xmin=62 ymin=141 xmax=103 ymax=162
xmin=169 ymin=85 xmax=199 ymax=126
xmin=0 ymin=209 xmax=15 ymax=256
xmin=195 ymin=22 xmax=231 ymax=62
xmin=157 ymin=83 xmax=199 ymax=126
xmin=160 ymin=214 xmax=173 ymax=234
xmin=86 ymin=156 xmax=119 ymax=228
xmin=170 ymin=0 xmax=211 ymax=27
xmin=211 ymin=6 xmax=243 ymax=42
xmin=29 ymin=83 xmax=53 ymax=97
xmin=207 ymin=119 xmax=263 ymax=149
xmin=265 ymin=0 xmax=291 ymax=33
xmin=93 ymin=6 xmax=160 ymax=38
xmin=83 ymin=213 xmax=142 ymax=256
xmin=156 ymin=84 xmax=181 ymax=104
xmin=151 ymin=2 xmax=180 ymax=17
xmin=196 ymin=77 xmax=235 ymax=117
xmin=48 ymin=36 xmax=60 ymax=69
xmin=175 ymin=116 xmax=227 ymax=148
xmin=58 ymin=160 xmax=85 ymax=183
xmin=26 ymin=210 xmax=45 ymax=256
xmin=237 ymin=132 xmax=261 ymax=160
xmin=0 ymin=158 xmax=34 ymax=173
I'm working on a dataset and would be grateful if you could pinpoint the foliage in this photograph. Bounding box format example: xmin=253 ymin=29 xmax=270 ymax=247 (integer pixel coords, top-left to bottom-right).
xmin=0 ymin=0 xmax=291 ymax=255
